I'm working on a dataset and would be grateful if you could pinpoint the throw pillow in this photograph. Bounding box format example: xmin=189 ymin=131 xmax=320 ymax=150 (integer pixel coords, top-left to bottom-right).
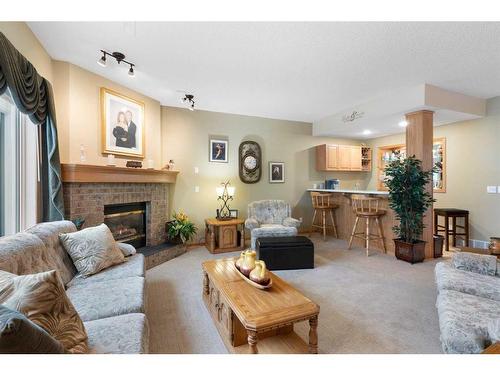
xmin=452 ymin=252 xmax=497 ymax=276
xmin=117 ymin=242 xmax=137 ymax=257
xmin=0 ymin=305 xmax=64 ymax=353
xmin=59 ymin=223 xmax=125 ymax=277
xmin=0 ymin=269 xmax=88 ymax=353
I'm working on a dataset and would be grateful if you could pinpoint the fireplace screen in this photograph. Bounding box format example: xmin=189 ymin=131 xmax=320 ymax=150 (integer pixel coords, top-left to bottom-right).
xmin=104 ymin=202 xmax=146 ymax=248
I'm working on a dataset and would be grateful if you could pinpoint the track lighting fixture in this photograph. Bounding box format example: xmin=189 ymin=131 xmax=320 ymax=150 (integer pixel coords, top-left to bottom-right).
xmin=97 ymin=50 xmax=135 ymax=78
xmin=182 ymin=94 xmax=195 ymax=111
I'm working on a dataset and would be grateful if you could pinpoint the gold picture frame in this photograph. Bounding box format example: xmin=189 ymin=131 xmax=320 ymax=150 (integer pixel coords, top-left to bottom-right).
xmin=100 ymin=87 xmax=145 ymax=158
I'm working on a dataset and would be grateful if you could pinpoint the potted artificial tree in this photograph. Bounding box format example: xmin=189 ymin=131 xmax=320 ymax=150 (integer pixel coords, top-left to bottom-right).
xmin=384 ymin=154 xmax=435 ymax=264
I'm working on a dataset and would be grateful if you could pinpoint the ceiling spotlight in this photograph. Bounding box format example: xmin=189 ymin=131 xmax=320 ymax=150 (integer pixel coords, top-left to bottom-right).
xmin=399 ymin=120 xmax=408 ymax=127
xmin=182 ymin=94 xmax=195 ymax=111
xmin=97 ymin=53 xmax=106 ymax=67
xmin=97 ymin=50 xmax=136 ymax=78
xmin=362 ymin=129 xmax=372 ymax=135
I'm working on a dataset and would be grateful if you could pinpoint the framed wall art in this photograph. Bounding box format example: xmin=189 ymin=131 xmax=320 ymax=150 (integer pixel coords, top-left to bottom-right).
xmin=101 ymin=87 xmax=145 ymax=158
xmin=209 ymin=137 xmax=228 ymax=163
xmin=269 ymin=162 xmax=285 ymax=183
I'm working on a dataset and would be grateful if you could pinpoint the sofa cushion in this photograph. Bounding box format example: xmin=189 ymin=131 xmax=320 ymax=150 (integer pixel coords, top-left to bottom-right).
xmin=436 ymin=289 xmax=500 ymax=353
xmin=0 ymin=305 xmax=64 ymax=354
xmin=59 ymin=224 xmax=125 ymax=277
xmin=0 ymin=269 xmax=88 ymax=353
xmin=67 ymin=276 xmax=145 ymax=322
xmin=66 ymin=253 xmax=145 ymax=288
xmin=435 ymin=261 xmax=500 ymax=301
xmin=0 ymin=232 xmax=58 ymax=276
xmin=452 ymin=252 xmax=498 ymax=276
xmin=84 ymin=313 xmax=149 ymax=354
xmin=25 ymin=221 xmax=78 ymax=285
xmin=489 ymin=319 xmax=500 ymax=343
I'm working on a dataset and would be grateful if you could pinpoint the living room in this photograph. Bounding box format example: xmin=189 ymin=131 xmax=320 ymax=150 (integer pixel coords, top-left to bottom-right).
xmin=1 ymin=1 xmax=499 ymax=373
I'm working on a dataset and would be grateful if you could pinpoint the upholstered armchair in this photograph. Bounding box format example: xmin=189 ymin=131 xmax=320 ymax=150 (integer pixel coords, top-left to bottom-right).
xmin=245 ymin=200 xmax=301 ymax=249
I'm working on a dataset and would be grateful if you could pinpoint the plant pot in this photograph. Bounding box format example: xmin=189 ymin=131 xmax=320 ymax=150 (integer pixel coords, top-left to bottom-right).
xmin=394 ymin=239 xmax=426 ymax=264
xmin=433 ymin=235 xmax=444 ymax=258
xmin=167 ymin=236 xmax=184 ymax=245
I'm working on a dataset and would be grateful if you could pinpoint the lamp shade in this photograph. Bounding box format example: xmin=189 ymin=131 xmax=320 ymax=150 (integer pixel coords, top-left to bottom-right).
xmin=227 ymin=186 xmax=235 ymax=197
xmin=216 ymin=187 xmax=224 ymax=197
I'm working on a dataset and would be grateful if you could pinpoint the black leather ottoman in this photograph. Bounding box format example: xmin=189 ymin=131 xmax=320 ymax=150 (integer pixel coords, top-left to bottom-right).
xmin=256 ymin=236 xmax=314 ymax=270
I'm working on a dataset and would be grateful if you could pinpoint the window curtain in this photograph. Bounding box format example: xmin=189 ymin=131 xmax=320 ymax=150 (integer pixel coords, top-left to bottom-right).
xmin=0 ymin=32 xmax=64 ymax=221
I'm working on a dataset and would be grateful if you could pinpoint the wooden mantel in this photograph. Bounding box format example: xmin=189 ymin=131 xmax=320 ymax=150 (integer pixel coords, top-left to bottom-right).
xmin=61 ymin=163 xmax=179 ymax=184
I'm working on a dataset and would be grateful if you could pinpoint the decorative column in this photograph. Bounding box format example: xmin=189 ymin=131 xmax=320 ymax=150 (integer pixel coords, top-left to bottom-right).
xmin=405 ymin=110 xmax=434 ymax=259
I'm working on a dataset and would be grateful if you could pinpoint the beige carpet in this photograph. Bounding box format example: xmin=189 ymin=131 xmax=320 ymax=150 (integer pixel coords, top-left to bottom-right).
xmin=146 ymin=236 xmax=444 ymax=354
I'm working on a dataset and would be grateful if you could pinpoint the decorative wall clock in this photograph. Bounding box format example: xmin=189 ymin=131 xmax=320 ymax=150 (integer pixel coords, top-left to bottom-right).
xmin=239 ymin=141 xmax=262 ymax=184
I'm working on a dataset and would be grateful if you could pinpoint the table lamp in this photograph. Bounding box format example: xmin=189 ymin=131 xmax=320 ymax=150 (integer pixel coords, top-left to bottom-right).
xmin=216 ymin=181 xmax=235 ymax=220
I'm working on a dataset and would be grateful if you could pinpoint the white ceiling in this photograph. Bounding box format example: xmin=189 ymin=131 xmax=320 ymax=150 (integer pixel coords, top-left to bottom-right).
xmin=29 ymin=22 xmax=500 ymax=125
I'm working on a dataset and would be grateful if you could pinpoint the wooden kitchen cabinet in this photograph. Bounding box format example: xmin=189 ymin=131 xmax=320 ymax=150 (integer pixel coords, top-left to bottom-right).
xmin=316 ymin=144 xmax=368 ymax=172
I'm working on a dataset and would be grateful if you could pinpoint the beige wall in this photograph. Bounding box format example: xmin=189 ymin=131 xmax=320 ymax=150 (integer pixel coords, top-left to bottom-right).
xmin=0 ymin=23 xmax=163 ymax=167
xmin=161 ymin=106 xmax=370 ymax=238
xmin=52 ymin=62 xmax=162 ymax=166
xmin=365 ymin=98 xmax=500 ymax=242
xmin=0 ymin=22 xmax=53 ymax=83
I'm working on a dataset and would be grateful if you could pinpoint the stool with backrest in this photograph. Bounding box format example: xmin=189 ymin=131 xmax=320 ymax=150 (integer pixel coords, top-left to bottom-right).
xmin=309 ymin=192 xmax=338 ymax=240
xmin=348 ymin=194 xmax=386 ymax=256
xmin=434 ymin=208 xmax=469 ymax=252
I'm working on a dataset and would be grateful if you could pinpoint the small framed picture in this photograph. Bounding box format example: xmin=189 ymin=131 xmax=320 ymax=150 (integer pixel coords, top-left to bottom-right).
xmin=209 ymin=137 xmax=228 ymax=163
xmin=269 ymin=162 xmax=285 ymax=183
xmin=229 ymin=209 xmax=238 ymax=218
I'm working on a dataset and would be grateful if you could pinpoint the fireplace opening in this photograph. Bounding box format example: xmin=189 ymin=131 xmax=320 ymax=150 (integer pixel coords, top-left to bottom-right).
xmin=104 ymin=202 xmax=147 ymax=248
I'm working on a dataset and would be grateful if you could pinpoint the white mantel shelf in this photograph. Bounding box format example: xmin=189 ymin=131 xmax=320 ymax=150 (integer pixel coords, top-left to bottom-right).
xmin=307 ymin=188 xmax=389 ymax=196
xmin=61 ymin=163 xmax=179 ymax=184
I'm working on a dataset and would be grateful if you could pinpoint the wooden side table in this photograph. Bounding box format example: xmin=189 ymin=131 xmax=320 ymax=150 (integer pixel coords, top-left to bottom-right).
xmin=205 ymin=218 xmax=245 ymax=253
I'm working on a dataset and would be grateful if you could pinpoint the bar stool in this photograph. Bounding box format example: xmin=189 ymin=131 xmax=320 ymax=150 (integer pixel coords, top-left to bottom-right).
xmin=309 ymin=192 xmax=338 ymax=240
xmin=434 ymin=208 xmax=469 ymax=252
xmin=348 ymin=194 xmax=386 ymax=256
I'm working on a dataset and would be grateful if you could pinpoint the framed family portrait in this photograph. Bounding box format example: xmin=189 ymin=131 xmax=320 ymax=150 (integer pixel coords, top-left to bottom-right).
xmin=209 ymin=137 xmax=228 ymax=163
xmin=269 ymin=162 xmax=285 ymax=183
xmin=101 ymin=87 xmax=145 ymax=158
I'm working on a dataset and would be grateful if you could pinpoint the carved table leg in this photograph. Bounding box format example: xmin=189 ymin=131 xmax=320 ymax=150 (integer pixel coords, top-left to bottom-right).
xmin=247 ymin=330 xmax=258 ymax=354
xmin=308 ymin=315 xmax=318 ymax=354
xmin=203 ymin=271 xmax=209 ymax=296
xmin=240 ymin=225 xmax=245 ymax=250
xmin=207 ymin=225 xmax=215 ymax=253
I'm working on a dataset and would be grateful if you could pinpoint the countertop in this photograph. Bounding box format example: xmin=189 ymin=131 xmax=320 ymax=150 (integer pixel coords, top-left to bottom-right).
xmin=306 ymin=188 xmax=389 ymax=195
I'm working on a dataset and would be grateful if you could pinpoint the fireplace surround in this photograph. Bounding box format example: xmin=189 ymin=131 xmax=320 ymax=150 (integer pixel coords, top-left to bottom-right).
xmin=63 ymin=182 xmax=169 ymax=246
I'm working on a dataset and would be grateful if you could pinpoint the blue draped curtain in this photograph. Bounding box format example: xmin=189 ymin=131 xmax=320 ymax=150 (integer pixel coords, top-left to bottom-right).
xmin=0 ymin=32 xmax=64 ymax=221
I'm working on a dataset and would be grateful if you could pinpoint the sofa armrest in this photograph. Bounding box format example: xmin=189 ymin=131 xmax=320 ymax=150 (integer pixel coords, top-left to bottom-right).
xmin=117 ymin=242 xmax=137 ymax=257
xmin=452 ymin=252 xmax=497 ymax=276
xmin=283 ymin=217 xmax=301 ymax=228
xmin=245 ymin=218 xmax=260 ymax=230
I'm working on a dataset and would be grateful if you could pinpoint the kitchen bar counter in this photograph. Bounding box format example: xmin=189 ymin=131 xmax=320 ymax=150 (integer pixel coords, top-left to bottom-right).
xmin=307 ymin=189 xmax=396 ymax=254
xmin=307 ymin=188 xmax=389 ymax=195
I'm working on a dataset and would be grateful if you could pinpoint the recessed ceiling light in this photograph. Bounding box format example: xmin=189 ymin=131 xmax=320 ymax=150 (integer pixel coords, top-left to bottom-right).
xmin=362 ymin=130 xmax=372 ymax=135
xmin=399 ymin=120 xmax=408 ymax=127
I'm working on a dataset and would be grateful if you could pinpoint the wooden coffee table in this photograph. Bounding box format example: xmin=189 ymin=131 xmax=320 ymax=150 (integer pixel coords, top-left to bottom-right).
xmin=202 ymin=258 xmax=320 ymax=354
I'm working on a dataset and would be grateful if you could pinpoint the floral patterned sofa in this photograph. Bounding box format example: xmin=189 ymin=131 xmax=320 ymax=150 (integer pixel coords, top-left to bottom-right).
xmin=244 ymin=200 xmax=301 ymax=249
xmin=434 ymin=252 xmax=500 ymax=353
xmin=0 ymin=221 xmax=148 ymax=354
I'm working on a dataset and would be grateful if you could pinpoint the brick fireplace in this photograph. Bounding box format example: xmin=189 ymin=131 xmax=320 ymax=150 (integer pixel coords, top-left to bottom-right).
xmin=61 ymin=164 xmax=179 ymax=247
xmin=63 ymin=183 xmax=169 ymax=246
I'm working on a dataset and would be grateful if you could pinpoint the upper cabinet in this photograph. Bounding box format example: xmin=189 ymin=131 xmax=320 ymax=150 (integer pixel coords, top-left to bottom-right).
xmin=377 ymin=138 xmax=446 ymax=193
xmin=316 ymin=144 xmax=371 ymax=172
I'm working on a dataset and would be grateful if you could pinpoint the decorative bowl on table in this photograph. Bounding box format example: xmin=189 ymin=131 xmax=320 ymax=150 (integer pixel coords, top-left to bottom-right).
xmin=234 ymin=250 xmax=272 ymax=290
